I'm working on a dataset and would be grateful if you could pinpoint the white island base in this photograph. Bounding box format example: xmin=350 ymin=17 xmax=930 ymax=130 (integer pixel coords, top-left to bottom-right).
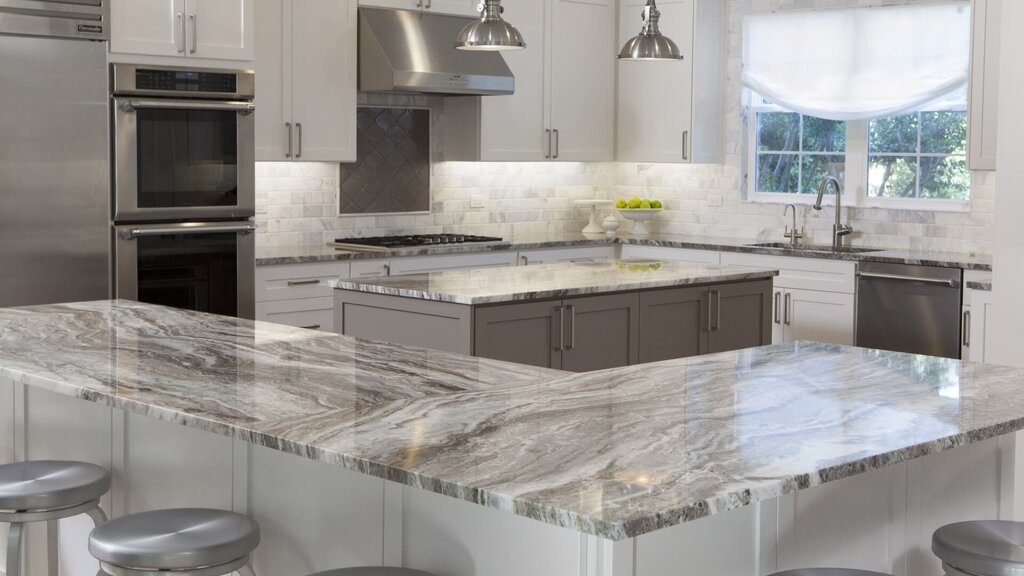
xmin=1 ymin=382 xmax=1020 ymax=576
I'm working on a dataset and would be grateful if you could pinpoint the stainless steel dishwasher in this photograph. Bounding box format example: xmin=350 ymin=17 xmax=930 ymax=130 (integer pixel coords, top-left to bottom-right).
xmin=856 ymin=262 xmax=963 ymax=359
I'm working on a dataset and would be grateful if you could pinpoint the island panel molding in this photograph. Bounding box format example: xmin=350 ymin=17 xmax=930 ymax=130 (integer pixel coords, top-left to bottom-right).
xmin=0 ymin=301 xmax=1023 ymax=543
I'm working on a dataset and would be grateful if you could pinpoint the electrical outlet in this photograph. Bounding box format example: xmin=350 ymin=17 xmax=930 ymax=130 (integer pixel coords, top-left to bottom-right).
xmin=470 ymin=194 xmax=486 ymax=209
xmin=707 ymin=195 xmax=723 ymax=208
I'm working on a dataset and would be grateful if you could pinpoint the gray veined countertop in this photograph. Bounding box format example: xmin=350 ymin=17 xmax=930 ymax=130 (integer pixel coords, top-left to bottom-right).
xmin=332 ymin=260 xmax=779 ymax=305
xmin=256 ymin=231 xmax=993 ymax=271
xmin=4 ymin=300 xmax=1024 ymax=541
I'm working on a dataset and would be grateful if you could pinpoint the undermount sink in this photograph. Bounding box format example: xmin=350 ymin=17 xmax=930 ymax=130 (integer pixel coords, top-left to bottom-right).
xmin=746 ymin=242 xmax=885 ymax=254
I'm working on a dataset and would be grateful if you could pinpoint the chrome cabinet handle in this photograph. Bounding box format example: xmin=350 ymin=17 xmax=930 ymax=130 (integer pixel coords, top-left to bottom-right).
xmin=520 ymin=255 xmax=528 ymax=265
xmin=416 ymin=0 xmax=423 ymax=7
xmin=177 ymin=12 xmax=185 ymax=53
xmin=301 ymin=324 xmax=321 ymax=330
xmin=857 ymin=272 xmax=957 ymax=288
xmin=784 ymin=292 xmax=792 ymax=326
xmin=296 ymin=123 xmax=303 ymax=158
xmin=553 ymin=129 xmax=560 ymax=159
xmin=383 ymin=264 xmax=391 ymax=276
xmin=567 ymin=305 xmax=576 ymax=350
xmin=545 ymin=129 xmax=552 ymax=159
xmin=711 ymin=290 xmax=721 ymax=331
xmin=555 ymin=306 xmax=564 ymax=352
xmin=189 ymin=13 xmax=197 ymax=54
xmin=963 ymin=310 xmax=971 ymax=347
xmin=682 ymin=130 xmax=689 ymax=161
xmin=774 ymin=291 xmax=781 ymax=325
xmin=287 ymin=280 xmax=321 ymax=287
xmin=286 ymin=122 xmax=293 ymax=158
xmin=425 ymin=0 xmax=431 ymax=8
xmin=126 ymin=223 xmax=256 ymax=238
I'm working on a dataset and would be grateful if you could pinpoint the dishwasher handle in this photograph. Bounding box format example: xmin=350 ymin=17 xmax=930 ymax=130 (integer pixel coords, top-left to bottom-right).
xmin=857 ymin=271 xmax=958 ymax=288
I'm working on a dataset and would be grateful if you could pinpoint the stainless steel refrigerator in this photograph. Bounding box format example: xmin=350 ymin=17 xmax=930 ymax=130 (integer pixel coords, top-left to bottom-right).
xmin=0 ymin=3 xmax=112 ymax=307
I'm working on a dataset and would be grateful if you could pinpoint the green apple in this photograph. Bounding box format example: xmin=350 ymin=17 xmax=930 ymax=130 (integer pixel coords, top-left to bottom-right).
xmin=627 ymin=198 xmax=641 ymax=209
xmin=650 ymin=199 xmax=663 ymax=209
xmin=639 ymin=199 xmax=652 ymax=209
xmin=615 ymin=199 xmax=627 ymax=209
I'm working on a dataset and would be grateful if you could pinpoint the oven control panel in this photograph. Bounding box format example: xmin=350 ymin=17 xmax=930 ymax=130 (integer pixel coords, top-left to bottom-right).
xmin=111 ymin=64 xmax=255 ymax=100
xmin=134 ymin=69 xmax=237 ymax=94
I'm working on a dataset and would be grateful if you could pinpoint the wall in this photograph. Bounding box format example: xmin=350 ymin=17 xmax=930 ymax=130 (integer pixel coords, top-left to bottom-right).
xmin=255 ymin=0 xmax=994 ymax=256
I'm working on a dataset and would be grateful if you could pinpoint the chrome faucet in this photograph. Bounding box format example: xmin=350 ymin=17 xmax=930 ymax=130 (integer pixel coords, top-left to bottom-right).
xmin=783 ymin=204 xmax=804 ymax=247
xmin=813 ymin=176 xmax=852 ymax=251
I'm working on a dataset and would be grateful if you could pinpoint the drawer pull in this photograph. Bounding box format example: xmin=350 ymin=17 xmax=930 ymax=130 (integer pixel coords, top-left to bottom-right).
xmin=301 ymin=324 xmax=321 ymax=330
xmin=287 ymin=279 xmax=321 ymax=287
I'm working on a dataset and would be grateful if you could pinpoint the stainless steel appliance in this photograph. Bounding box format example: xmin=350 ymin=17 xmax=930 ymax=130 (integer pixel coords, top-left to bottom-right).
xmin=856 ymin=262 xmax=963 ymax=359
xmin=111 ymin=64 xmax=256 ymax=319
xmin=359 ymin=8 xmax=514 ymax=95
xmin=330 ymin=234 xmax=506 ymax=253
xmin=0 ymin=5 xmax=111 ymax=307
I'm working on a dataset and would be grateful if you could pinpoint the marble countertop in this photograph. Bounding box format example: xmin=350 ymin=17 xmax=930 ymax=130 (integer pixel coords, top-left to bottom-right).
xmin=4 ymin=300 xmax=1024 ymax=541
xmin=967 ymin=281 xmax=993 ymax=291
xmin=256 ymin=232 xmax=992 ymax=271
xmin=332 ymin=260 xmax=778 ymax=305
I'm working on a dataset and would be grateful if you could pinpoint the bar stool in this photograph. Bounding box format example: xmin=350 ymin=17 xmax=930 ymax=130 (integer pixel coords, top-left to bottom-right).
xmin=0 ymin=460 xmax=110 ymax=576
xmin=307 ymin=565 xmax=436 ymax=569
xmin=933 ymin=520 xmax=1024 ymax=576
xmin=770 ymin=565 xmax=888 ymax=569
xmin=89 ymin=508 xmax=260 ymax=576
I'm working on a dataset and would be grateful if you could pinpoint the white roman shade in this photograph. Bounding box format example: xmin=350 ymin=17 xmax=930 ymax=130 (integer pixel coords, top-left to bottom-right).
xmin=742 ymin=2 xmax=971 ymax=121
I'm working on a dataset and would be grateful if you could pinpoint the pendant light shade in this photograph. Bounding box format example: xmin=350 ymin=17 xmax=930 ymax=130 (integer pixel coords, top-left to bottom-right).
xmin=456 ymin=0 xmax=525 ymax=51
xmin=618 ymin=0 xmax=683 ymax=61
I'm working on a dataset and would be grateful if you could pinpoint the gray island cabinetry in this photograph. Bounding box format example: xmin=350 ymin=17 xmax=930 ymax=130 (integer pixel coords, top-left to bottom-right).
xmin=333 ymin=260 xmax=776 ymax=371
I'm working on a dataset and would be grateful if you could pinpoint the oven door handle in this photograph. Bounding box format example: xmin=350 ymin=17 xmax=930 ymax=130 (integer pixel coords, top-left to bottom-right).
xmin=125 ymin=223 xmax=257 ymax=239
xmin=124 ymin=99 xmax=256 ymax=114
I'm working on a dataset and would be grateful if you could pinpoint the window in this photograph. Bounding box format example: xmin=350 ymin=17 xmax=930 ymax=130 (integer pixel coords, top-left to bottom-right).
xmin=747 ymin=93 xmax=970 ymax=208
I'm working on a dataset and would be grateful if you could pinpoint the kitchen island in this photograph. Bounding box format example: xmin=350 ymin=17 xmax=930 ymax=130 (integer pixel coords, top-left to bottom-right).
xmin=333 ymin=260 xmax=778 ymax=371
xmin=0 ymin=300 xmax=1022 ymax=575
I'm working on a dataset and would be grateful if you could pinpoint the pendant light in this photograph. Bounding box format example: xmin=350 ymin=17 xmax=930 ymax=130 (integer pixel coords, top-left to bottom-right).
xmin=455 ymin=0 xmax=525 ymax=51
xmin=618 ymin=0 xmax=683 ymax=61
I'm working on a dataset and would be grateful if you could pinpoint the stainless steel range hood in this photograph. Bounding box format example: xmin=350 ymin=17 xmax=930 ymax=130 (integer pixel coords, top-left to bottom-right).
xmin=359 ymin=7 xmax=514 ymax=96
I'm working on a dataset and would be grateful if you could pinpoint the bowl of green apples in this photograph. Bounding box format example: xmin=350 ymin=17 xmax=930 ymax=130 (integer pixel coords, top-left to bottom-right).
xmin=615 ymin=197 xmax=663 ymax=236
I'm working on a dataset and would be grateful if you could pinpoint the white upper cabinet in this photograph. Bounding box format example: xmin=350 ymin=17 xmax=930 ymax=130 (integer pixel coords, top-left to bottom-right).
xmin=969 ymin=0 xmax=1000 ymax=171
xmin=358 ymin=0 xmax=478 ymax=17
xmin=616 ymin=0 xmax=723 ymax=163
xmin=255 ymin=0 xmax=357 ymax=163
xmin=471 ymin=0 xmax=616 ymax=162
xmin=111 ymin=0 xmax=254 ymax=61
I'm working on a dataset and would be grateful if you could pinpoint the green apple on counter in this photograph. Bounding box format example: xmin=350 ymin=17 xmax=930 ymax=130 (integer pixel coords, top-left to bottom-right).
xmin=616 ymin=197 xmax=663 ymax=209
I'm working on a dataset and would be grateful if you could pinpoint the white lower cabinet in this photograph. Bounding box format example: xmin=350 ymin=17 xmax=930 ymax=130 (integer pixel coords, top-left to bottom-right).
xmin=772 ymin=288 xmax=856 ymax=346
xmin=255 ymin=261 xmax=351 ymax=331
xmin=257 ymin=297 xmax=335 ymax=331
xmin=966 ymin=289 xmax=994 ymax=363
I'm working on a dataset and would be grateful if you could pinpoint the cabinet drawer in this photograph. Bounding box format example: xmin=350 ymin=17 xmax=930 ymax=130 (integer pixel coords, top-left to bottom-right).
xmin=388 ymin=252 xmax=518 ymax=276
xmin=256 ymin=297 xmax=334 ymax=332
xmin=720 ymin=252 xmax=856 ymax=294
xmin=518 ymin=246 xmax=617 ymax=265
xmin=256 ymin=262 xmax=351 ymax=302
xmin=349 ymin=259 xmax=391 ymax=278
xmin=620 ymin=245 xmax=721 ymax=265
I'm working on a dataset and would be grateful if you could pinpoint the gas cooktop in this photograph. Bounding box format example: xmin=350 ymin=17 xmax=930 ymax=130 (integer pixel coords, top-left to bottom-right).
xmin=330 ymin=234 xmax=507 ymax=252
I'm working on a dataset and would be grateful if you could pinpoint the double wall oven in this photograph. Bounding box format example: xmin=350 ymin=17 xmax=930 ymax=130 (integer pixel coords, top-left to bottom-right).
xmin=112 ymin=64 xmax=256 ymax=319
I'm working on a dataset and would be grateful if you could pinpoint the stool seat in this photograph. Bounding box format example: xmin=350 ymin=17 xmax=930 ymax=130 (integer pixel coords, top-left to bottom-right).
xmin=89 ymin=508 xmax=260 ymax=571
xmin=933 ymin=520 xmax=1024 ymax=576
xmin=311 ymin=565 xmax=440 ymax=569
xmin=770 ymin=565 xmax=888 ymax=569
xmin=0 ymin=460 xmax=110 ymax=511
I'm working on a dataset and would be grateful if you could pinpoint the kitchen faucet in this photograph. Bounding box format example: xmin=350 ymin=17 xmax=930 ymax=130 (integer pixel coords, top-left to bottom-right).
xmin=783 ymin=204 xmax=804 ymax=247
xmin=813 ymin=176 xmax=852 ymax=251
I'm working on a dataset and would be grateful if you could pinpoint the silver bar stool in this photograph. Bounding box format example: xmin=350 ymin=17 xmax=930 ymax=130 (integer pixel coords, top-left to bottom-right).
xmin=0 ymin=460 xmax=110 ymax=576
xmin=933 ymin=520 xmax=1024 ymax=576
xmin=309 ymin=565 xmax=438 ymax=569
xmin=770 ymin=565 xmax=888 ymax=569
xmin=88 ymin=508 xmax=260 ymax=576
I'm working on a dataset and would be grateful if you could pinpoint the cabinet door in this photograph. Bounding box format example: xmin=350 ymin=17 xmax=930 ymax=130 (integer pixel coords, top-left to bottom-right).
xmin=548 ymin=0 xmax=616 ymax=161
xmin=638 ymin=286 xmax=708 ymax=363
xmin=969 ymin=0 xmax=1000 ymax=170
xmin=424 ymin=0 xmax=479 ymax=16
xmin=474 ymin=301 xmax=562 ymax=369
xmin=290 ymin=0 xmax=358 ymax=162
xmin=255 ymin=0 xmax=290 ymax=161
xmin=781 ymin=288 xmax=855 ymax=346
xmin=616 ymin=0 xmax=693 ymax=162
xmin=561 ymin=293 xmax=639 ymax=372
xmin=479 ymin=0 xmax=549 ymax=161
xmin=707 ymin=280 xmax=772 ymax=353
xmin=111 ymin=0 xmax=186 ymax=57
xmin=187 ymin=0 xmax=254 ymax=61
xmin=968 ymin=290 xmax=994 ymax=363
